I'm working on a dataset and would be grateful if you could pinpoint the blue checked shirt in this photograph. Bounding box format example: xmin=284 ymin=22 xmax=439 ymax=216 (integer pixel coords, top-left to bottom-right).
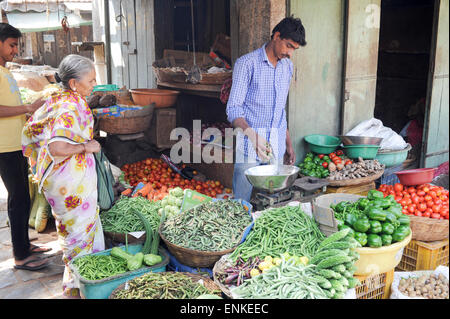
xmin=226 ymin=43 xmax=293 ymax=161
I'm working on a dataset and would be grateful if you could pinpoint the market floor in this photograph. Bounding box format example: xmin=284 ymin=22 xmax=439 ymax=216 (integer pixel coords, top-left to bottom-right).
xmin=0 ymin=177 xmax=65 ymax=299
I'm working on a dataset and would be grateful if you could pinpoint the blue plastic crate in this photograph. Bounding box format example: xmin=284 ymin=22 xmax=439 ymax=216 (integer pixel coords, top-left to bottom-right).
xmin=68 ymin=244 xmax=169 ymax=299
xmin=166 ymin=249 xmax=213 ymax=278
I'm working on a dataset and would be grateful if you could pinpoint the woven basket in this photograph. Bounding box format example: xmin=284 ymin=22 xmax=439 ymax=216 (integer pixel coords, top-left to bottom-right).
xmin=326 ymin=169 xmax=385 ymax=187
xmin=98 ymin=104 xmax=155 ymax=135
xmin=409 ymin=215 xmax=449 ymax=242
xmin=108 ymin=271 xmax=220 ymax=299
xmin=159 ymin=224 xmax=244 ymax=268
xmin=212 ymin=255 xmax=235 ymax=298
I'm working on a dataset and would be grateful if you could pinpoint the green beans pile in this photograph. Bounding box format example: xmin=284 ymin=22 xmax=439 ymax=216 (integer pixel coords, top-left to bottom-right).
xmin=100 ymin=197 xmax=161 ymax=233
xmin=73 ymin=255 xmax=128 ymax=281
xmin=111 ymin=272 xmax=220 ymax=299
xmin=161 ymin=200 xmax=252 ymax=252
xmin=229 ymin=206 xmax=325 ymax=261
xmin=231 ymin=259 xmax=328 ymax=299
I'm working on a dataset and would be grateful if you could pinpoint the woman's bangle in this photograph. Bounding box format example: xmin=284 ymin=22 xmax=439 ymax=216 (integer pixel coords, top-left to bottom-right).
xmin=82 ymin=144 xmax=86 ymax=153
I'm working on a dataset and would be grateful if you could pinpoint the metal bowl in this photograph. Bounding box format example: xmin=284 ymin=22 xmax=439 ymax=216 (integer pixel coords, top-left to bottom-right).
xmin=244 ymin=165 xmax=300 ymax=193
xmin=339 ymin=135 xmax=383 ymax=146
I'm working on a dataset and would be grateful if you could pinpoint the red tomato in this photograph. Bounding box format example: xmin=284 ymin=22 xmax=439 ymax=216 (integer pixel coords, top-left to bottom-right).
xmin=429 ymin=191 xmax=437 ymax=199
xmin=407 ymin=187 xmax=416 ymax=194
xmin=408 ymin=206 xmax=415 ymax=214
xmin=418 ymin=203 xmax=427 ymax=212
xmin=426 ymin=200 xmax=434 ymax=208
xmin=418 ymin=196 xmax=425 ymax=203
xmin=336 ymin=150 xmax=344 ymax=156
xmin=400 ymin=199 xmax=408 ymax=206
xmin=414 ymin=211 xmax=422 ymax=217
xmin=412 ymin=196 xmax=420 ymax=205
xmin=322 ymin=162 xmax=329 ymax=168
xmin=416 ymin=190 xmax=426 ymax=197
xmin=395 ymin=196 xmax=403 ymax=202
xmin=393 ymin=183 xmax=404 ymax=192
xmin=423 ymin=211 xmax=431 ymax=218
xmin=431 ymin=213 xmax=441 ymax=219
xmin=432 ymin=204 xmax=442 ymax=214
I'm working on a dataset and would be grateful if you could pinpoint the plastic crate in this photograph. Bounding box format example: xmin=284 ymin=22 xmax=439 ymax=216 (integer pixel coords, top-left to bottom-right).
xmin=354 ymin=269 xmax=394 ymax=299
xmin=68 ymin=244 xmax=169 ymax=299
xmin=396 ymin=238 xmax=449 ymax=271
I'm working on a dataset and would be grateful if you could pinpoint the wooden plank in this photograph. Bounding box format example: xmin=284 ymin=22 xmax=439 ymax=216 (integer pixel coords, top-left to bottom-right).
xmin=423 ymin=0 xmax=449 ymax=168
xmin=145 ymin=0 xmax=156 ymax=89
xmin=109 ymin=0 xmax=124 ymax=87
xmin=288 ymin=0 xmax=344 ymax=163
xmin=121 ymin=0 xmax=137 ymax=89
xmin=341 ymin=0 xmax=381 ymax=134
xmin=135 ymin=0 xmax=148 ymax=88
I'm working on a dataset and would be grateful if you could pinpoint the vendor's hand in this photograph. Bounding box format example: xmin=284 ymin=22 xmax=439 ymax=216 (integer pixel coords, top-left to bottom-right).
xmin=26 ymin=98 xmax=45 ymax=114
xmin=284 ymin=146 xmax=296 ymax=165
xmin=249 ymin=132 xmax=272 ymax=163
xmin=84 ymin=140 xmax=101 ymax=153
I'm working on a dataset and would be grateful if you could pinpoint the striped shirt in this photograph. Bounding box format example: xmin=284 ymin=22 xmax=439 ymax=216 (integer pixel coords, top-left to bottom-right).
xmin=226 ymin=43 xmax=293 ymax=162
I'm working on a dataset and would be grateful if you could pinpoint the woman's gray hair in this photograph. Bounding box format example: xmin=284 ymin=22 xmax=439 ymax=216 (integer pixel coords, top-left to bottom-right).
xmin=55 ymin=54 xmax=95 ymax=89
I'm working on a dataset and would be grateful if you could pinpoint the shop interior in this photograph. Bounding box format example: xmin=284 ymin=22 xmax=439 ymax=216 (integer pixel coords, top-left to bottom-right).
xmin=374 ymin=0 xmax=435 ymax=164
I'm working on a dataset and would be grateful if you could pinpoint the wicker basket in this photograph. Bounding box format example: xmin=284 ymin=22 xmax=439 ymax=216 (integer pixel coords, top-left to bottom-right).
xmin=98 ymin=104 xmax=155 ymax=135
xmin=159 ymin=224 xmax=244 ymax=268
xmin=212 ymin=254 xmax=235 ymax=298
xmin=409 ymin=216 xmax=449 ymax=242
xmin=108 ymin=271 xmax=220 ymax=299
xmin=326 ymin=169 xmax=385 ymax=187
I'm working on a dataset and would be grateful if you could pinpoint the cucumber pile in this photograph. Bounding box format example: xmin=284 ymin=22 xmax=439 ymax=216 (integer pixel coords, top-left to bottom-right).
xmin=308 ymin=228 xmax=361 ymax=299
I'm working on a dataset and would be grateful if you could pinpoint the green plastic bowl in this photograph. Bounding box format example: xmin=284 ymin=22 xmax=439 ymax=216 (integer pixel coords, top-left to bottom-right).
xmin=304 ymin=134 xmax=341 ymax=154
xmin=343 ymin=144 xmax=380 ymax=159
xmin=375 ymin=144 xmax=412 ymax=167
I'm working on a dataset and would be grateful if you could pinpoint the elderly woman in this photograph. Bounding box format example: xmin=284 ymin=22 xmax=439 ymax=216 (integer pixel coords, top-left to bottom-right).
xmin=22 ymin=54 xmax=105 ymax=297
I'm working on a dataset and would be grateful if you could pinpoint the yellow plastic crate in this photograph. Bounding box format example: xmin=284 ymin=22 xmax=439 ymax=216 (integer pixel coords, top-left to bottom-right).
xmin=354 ymin=269 xmax=394 ymax=299
xmin=396 ymin=238 xmax=449 ymax=271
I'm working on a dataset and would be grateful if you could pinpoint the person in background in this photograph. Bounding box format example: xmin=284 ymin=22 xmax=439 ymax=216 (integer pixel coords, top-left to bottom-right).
xmin=22 ymin=54 xmax=105 ymax=298
xmin=0 ymin=23 xmax=51 ymax=271
xmin=226 ymin=16 xmax=307 ymax=202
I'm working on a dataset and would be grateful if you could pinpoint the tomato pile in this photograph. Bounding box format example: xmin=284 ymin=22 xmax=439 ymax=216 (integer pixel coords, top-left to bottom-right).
xmin=378 ymin=183 xmax=449 ymax=219
xmin=121 ymin=158 xmax=232 ymax=198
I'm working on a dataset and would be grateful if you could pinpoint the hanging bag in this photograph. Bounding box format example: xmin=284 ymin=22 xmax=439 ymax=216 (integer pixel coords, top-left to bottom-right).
xmin=94 ymin=149 xmax=115 ymax=210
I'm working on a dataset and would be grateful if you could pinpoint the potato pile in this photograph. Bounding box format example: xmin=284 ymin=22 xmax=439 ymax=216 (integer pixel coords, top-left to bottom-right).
xmin=398 ymin=273 xmax=449 ymax=299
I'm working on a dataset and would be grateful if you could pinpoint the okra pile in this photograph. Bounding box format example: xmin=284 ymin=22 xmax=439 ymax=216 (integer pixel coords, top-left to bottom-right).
xmin=229 ymin=206 xmax=325 ymax=261
xmin=161 ymin=199 xmax=252 ymax=252
xmin=111 ymin=272 xmax=221 ymax=299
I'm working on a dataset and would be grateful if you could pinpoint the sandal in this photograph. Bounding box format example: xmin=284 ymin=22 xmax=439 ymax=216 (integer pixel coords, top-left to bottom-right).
xmin=30 ymin=244 xmax=52 ymax=254
xmin=14 ymin=258 xmax=49 ymax=271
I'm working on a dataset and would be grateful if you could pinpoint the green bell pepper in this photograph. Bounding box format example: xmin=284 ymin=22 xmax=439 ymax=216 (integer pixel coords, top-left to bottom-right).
xmin=385 ymin=195 xmax=396 ymax=204
xmin=392 ymin=226 xmax=411 ymax=243
xmin=338 ymin=224 xmax=355 ymax=238
xmin=369 ymin=220 xmax=382 ymax=234
xmin=345 ymin=213 xmax=358 ymax=227
xmin=334 ymin=201 xmax=351 ymax=213
xmin=385 ymin=211 xmax=398 ymax=224
xmin=381 ymin=234 xmax=393 ymax=246
xmin=367 ymin=190 xmax=384 ymax=201
xmin=387 ymin=205 xmax=403 ymax=219
xmin=381 ymin=222 xmax=395 ymax=235
xmin=372 ymin=198 xmax=391 ymax=209
xmin=354 ymin=232 xmax=368 ymax=247
xmin=353 ymin=218 xmax=371 ymax=233
xmin=367 ymin=207 xmax=387 ymax=221
xmin=367 ymin=234 xmax=383 ymax=248
xmin=398 ymin=215 xmax=411 ymax=226
xmin=357 ymin=198 xmax=371 ymax=211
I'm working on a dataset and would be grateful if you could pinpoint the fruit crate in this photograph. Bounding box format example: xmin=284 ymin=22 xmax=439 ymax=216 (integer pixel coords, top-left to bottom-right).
xmin=354 ymin=269 xmax=394 ymax=299
xmin=396 ymin=238 xmax=449 ymax=271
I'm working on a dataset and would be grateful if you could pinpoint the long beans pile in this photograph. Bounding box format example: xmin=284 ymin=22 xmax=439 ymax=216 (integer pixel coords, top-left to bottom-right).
xmin=73 ymin=255 xmax=128 ymax=281
xmin=231 ymin=259 xmax=328 ymax=299
xmin=111 ymin=272 xmax=220 ymax=299
xmin=161 ymin=199 xmax=252 ymax=252
xmin=229 ymin=206 xmax=325 ymax=261
xmin=100 ymin=197 xmax=161 ymax=233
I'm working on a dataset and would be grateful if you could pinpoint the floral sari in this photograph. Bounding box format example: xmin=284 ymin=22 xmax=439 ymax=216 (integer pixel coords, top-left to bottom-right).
xmin=22 ymin=89 xmax=104 ymax=296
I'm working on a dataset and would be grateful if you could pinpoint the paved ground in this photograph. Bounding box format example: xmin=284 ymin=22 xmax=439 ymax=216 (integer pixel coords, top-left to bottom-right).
xmin=0 ymin=177 xmax=66 ymax=299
